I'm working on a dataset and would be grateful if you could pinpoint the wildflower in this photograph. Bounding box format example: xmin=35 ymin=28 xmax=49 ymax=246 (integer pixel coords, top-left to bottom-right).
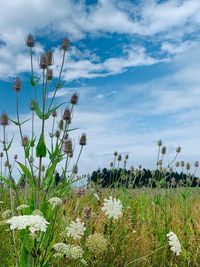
xmin=66 ymin=218 xmax=86 ymax=240
xmin=167 ymin=231 xmax=181 ymax=256
xmin=16 ymin=204 xmax=29 ymax=211
xmin=48 ymin=197 xmax=62 ymax=208
xmin=53 ymin=243 xmax=83 ymax=260
xmin=7 ymin=215 xmax=49 ymax=234
xmin=86 ymin=233 xmax=107 ymax=255
xmin=32 ymin=209 xmax=43 ymax=216
xmin=2 ymin=209 xmax=12 ymax=219
xmin=101 ymin=196 xmax=123 ymax=220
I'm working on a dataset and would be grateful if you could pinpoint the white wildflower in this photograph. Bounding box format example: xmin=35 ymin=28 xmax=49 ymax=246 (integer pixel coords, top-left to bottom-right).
xmin=53 ymin=243 xmax=83 ymax=259
xmin=32 ymin=209 xmax=43 ymax=216
xmin=66 ymin=218 xmax=86 ymax=240
xmin=7 ymin=215 xmax=49 ymax=234
xmin=48 ymin=197 xmax=62 ymax=208
xmin=16 ymin=204 xmax=30 ymax=211
xmin=101 ymin=196 xmax=123 ymax=220
xmin=2 ymin=209 xmax=12 ymax=219
xmin=93 ymin=193 xmax=100 ymax=201
xmin=167 ymin=231 xmax=182 ymax=256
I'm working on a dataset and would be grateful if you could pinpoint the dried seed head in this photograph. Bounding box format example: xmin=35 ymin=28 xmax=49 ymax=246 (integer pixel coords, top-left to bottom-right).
xmin=117 ymin=154 xmax=122 ymax=161
xmin=30 ymin=100 xmax=36 ymax=111
xmin=161 ymin=146 xmax=166 ymax=155
xmin=0 ymin=152 xmax=3 ymax=157
xmin=71 ymin=93 xmax=79 ymax=105
xmin=186 ymin=162 xmax=190 ymax=170
xmin=194 ymin=161 xmax=199 ymax=168
xmin=175 ymin=161 xmax=179 ymax=167
xmin=79 ymin=133 xmax=87 ymax=146
xmin=13 ymin=78 xmax=22 ymax=92
xmin=157 ymin=160 xmax=162 ymax=166
xmin=63 ymin=139 xmax=73 ymax=154
xmin=45 ymin=50 xmax=53 ymax=66
xmin=180 ymin=160 xmax=185 ymax=167
xmin=55 ymin=130 xmax=60 ymax=138
xmin=58 ymin=119 xmax=64 ymax=130
xmin=157 ymin=140 xmax=162 ymax=147
xmin=26 ymin=34 xmax=35 ymax=47
xmin=125 ymin=154 xmax=129 ymax=160
xmin=114 ymin=151 xmax=118 ymax=157
xmin=110 ymin=162 xmax=113 ymax=168
xmin=0 ymin=112 xmax=9 ymax=126
xmin=84 ymin=207 xmax=92 ymax=219
xmin=4 ymin=161 xmax=9 ymax=167
xmin=47 ymin=69 xmax=53 ymax=80
xmin=22 ymin=136 xmax=29 ymax=147
xmin=176 ymin=146 xmax=181 ymax=153
xmin=62 ymin=108 xmax=71 ymax=123
xmin=52 ymin=110 xmax=57 ymax=117
xmin=72 ymin=164 xmax=78 ymax=174
xmin=61 ymin=37 xmax=69 ymax=51
xmin=41 ymin=165 xmax=45 ymax=172
xmin=14 ymin=154 xmax=18 ymax=160
xmin=40 ymin=53 xmax=48 ymax=69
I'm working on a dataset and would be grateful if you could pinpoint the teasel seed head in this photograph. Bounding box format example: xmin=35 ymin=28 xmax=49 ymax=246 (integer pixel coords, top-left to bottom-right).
xmin=61 ymin=37 xmax=69 ymax=51
xmin=22 ymin=136 xmax=29 ymax=147
xmin=161 ymin=146 xmax=166 ymax=155
xmin=26 ymin=34 xmax=35 ymax=47
xmin=194 ymin=161 xmax=199 ymax=168
xmin=58 ymin=119 xmax=64 ymax=130
xmin=13 ymin=78 xmax=22 ymax=92
xmin=47 ymin=69 xmax=53 ymax=80
xmin=14 ymin=154 xmax=18 ymax=160
xmin=176 ymin=146 xmax=181 ymax=153
xmin=79 ymin=133 xmax=87 ymax=146
xmin=63 ymin=139 xmax=73 ymax=154
xmin=45 ymin=50 xmax=53 ymax=66
xmin=39 ymin=53 xmax=48 ymax=69
xmin=180 ymin=160 xmax=185 ymax=167
xmin=110 ymin=162 xmax=113 ymax=168
xmin=55 ymin=130 xmax=60 ymax=138
xmin=71 ymin=93 xmax=79 ymax=105
xmin=114 ymin=151 xmax=118 ymax=157
xmin=186 ymin=162 xmax=190 ymax=170
xmin=125 ymin=154 xmax=129 ymax=160
xmin=52 ymin=110 xmax=57 ymax=117
xmin=0 ymin=112 xmax=9 ymax=126
xmin=62 ymin=108 xmax=71 ymax=124
xmin=157 ymin=140 xmax=162 ymax=147
xmin=117 ymin=154 xmax=122 ymax=161
xmin=175 ymin=161 xmax=179 ymax=167
xmin=4 ymin=161 xmax=9 ymax=167
xmin=72 ymin=164 xmax=78 ymax=174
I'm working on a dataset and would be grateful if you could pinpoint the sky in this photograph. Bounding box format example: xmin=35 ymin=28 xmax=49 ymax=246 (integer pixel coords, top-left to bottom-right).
xmin=1 ymin=0 xmax=200 ymax=176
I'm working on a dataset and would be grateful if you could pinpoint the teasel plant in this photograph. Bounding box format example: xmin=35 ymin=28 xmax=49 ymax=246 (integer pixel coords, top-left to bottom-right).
xmin=0 ymin=35 xmax=87 ymax=266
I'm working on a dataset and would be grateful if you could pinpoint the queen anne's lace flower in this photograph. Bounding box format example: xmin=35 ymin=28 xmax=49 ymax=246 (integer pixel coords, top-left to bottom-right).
xmin=53 ymin=243 xmax=84 ymax=259
xmin=48 ymin=197 xmax=62 ymax=208
xmin=16 ymin=204 xmax=29 ymax=211
xmin=101 ymin=196 xmax=123 ymax=220
xmin=167 ymin=231 xmax=182 ymax=256
xmin=86 ymin=233 xmax=107 ymax=255
xmin=7 ymin=215 xmax=49 ymax=234
xmin=66 ymin=218 xmax=86 ymax=240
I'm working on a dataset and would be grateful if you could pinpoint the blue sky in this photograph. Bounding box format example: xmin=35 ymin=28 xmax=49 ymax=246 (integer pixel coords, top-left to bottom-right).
xmin=1 ymin=0 xmax=200 ymax=175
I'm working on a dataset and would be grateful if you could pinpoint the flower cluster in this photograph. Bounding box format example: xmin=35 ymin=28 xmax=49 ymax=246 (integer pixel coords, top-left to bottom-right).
xmin=2 ymin=209 xmax=12 ymax=219
xmin=48 ymin=197 xmax=62 ymax=208
xmin=66 ymin=218 xmax=86 ymax=240
xmin=53 ymin=243 xmax=84 ymax=260
xmin=167 ymin=231 xmax=182 ymax=256
xmin=7 ymin=215 xmax=49 ymax=234
xmin=16 ymin=204 xmax=30 ymax=211
xmin=101 ymin=196 xmax=123 ymax=220
xmin=86 ymin=233 xmax=107 ymax=255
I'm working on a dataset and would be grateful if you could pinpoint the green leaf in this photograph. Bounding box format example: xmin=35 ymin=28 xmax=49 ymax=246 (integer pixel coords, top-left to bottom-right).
xmin=17 ymin=162 xmax=36 ymax=189
xmin=30 ymin=76 xmax=36 ymax=86
xmin=32 ymin=101 xmax=43 ymax=120
xmin=42 ymin=160 xmax=57 ymax=189
xmin=0 ymin=175 xmax=15 ymax=189
xmin=36 ymin=134 xmax=47 ymax=158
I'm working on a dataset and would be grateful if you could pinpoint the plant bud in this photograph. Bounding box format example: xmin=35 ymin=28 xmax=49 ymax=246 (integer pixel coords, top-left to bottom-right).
xmin=110 ymin=162 xmax=113 ymax=168
xmin=13 ymin=78 xmax=22 ymax=92
xmin=180 ymin=161 xmax=185 ymax=167
xmin=71 ymin=93 xmax=79 ymax=105
xmin=26 ymin=34 xmax=35 ymax=47
xmin=0 ymin=112 xmax=9 ymax=126
xmin=47 ymin=69 xmax=53 ymax=80
xmin=117 ymin=154 xmax=122 ymax=161
xmin=157 ymin=140 xmax=162 ymax=147
xmin=72 ymin=164 xmax=78 ymax=174
xmin=125 ymin=154 xmax=129 ymax=160
xmin=62 ymin=108 xmax=71 ymax=123
xmin=64 ymin=139 xmax=73 ymax=154
xmin=52 ymin=110 xmax=57 ymax=117
xmin=194 ymin=161 xmax=199 ymax=168
xmin=186 ymin=162 xmax=190 ymax=170
xmin=79 ymin=133 xmax=87 ymax=146
xmin=176 ymin=146 xmax=181 ymax=153
xmin=22 ymin=136 xmax=29 ymax=147
xmin=114 ymin=151 xmax=118 ymax=157
xmin=55 ymin=130 xmax=60 ymax=138
xmin=61 ymin=37 xmax=69 ymax=51
xmin=161 ymin=146 xmax=166 ymax=155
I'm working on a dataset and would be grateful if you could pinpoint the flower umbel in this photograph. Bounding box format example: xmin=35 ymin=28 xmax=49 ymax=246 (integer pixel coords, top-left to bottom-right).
xmin=86 ymin=233 xmax=107 ymax=255
xmin=48 ymin=197 xmax=62 ymax=208
xmin=53 ymin=243 xmax=84 ymax=260
xmin=101 ymin=196 xmax=123 ymax=220
xmin=167 ymin=231 xmax=182 ymax=256
xmin=66 ymin=218 xmax=86 ymax=240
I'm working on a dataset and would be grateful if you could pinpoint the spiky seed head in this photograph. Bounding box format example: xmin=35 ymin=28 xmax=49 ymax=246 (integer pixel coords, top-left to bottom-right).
xmin=47 ymin=69 xmax=53 ymax=80
xmin=0 ymin=152 xmax=3 ymax=157
xmin=14 ymin=154 xmax=18 ymax=160
xmin=45 ymin=50 xmax=53 ymax=66
xmin=125 ymin=154 xmax=129 ymax=160
xmin=186 ymin=162 xmax=190 ymax=170
xmin=71 ymin=93 xmax=79 ymax=105
xmin=26 ymin=34 xmax=35 ymax=47
xmin=72 ymin=164 xmax=78 ymax=174
xmin=79 ymin=133 xmax=87 ymax=146
xmin=62 ymin=108 xmax=71 ymax=123
xmin=52 ymin=110 xmax=57 ymax=117
xmin=114 ymin=151 xmax=118 ymax=157
xmin=176 ymin=146 xmax=181 ymax=153
xmin=63 ymin=139 xmax=73 ymax=154
xmin=157 ymin=139 xmax=162 ymax=147
xmin=55 ymin=130 xmax=60 ymax=138
xmin=58 ymin=119 xmax=64 ymax=130
xmin=13 ymin=78 xmax=22 ymax=92
xmin=61 ymin=37 xmax=69 ymax=51
xmin=175 ymin=161 xmax=179 ymax=167
xmin=22 ymin=136 xmax=29 ymax=147
xmin=180 ymin=161 xmax=185 ymax=167
xmin=40 ymin=53 xmax=48 ymax=69
xmin=194 ymin=161 xmax=199 ymax=168
xmin=117 ymin=154 xmax=122 ymax=161
xmin=0 ymin=112 xmax=9 ymax=126
xmin=161 ymin=146 xmax=166 ymax=155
